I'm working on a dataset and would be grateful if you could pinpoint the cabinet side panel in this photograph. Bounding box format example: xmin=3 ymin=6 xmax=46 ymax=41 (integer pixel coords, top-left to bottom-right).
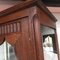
xmin=15 ymin=17 xmax=36 ymax=60
xmin=37 ymin=7 xmax=56 ymax=28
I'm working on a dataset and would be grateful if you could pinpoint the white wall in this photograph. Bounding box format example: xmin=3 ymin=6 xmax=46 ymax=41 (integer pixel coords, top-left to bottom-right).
xmin=52 ymin=13 xmax=60 ymax=50
xmin=0 ymin=1 xmax=20 ymax=11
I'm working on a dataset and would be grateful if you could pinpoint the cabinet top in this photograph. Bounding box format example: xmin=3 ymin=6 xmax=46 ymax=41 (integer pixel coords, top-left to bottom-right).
xmin=0 ymin=0 xmax=57 ymax=22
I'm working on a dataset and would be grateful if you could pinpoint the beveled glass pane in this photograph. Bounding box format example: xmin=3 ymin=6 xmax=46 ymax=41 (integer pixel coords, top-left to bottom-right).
xmin=7 ymin=42 xmax=17 ymax=60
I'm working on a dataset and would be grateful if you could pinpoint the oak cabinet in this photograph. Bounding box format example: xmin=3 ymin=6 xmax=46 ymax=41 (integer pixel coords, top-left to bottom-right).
xmin=0 ymin=0 xmax=59 ymax=60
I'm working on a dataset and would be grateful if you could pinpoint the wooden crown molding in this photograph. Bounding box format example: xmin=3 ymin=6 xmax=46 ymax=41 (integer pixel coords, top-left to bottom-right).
xmin=0 ymin=0 xmax=57 ymax=22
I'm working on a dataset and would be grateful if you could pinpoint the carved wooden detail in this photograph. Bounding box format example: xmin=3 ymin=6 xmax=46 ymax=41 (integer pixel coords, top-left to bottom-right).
xmin=5 ymin=33 xmax=21 ymax=46
xmin=0 ymin=20 xmax=21 ymax=35
xmin=0 ymin=36 xmax=5 ymax=45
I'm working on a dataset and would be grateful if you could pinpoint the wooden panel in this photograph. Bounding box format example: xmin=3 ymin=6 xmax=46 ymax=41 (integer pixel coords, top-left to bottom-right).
xmin=20 ymin=17 xmax=29 ymax=60
xmin=15 ymin=17 xmax=36 ymax=60
xmin=37 ymin=7 xmax=56 ymax=28
xmin=0 ymin=8 xmax=29 ymax=24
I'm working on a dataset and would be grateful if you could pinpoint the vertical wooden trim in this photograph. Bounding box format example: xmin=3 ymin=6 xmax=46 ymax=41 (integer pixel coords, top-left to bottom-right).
xmin=4 ymin=25 xmax=6 ymax=34
xmin=55 ymin=30 xmax=59 ymax=60
xmin=20 ymin=17 xmax=29 ymax=60
xmin=1 ymin=26 xmax=3 ymax=34
xmin=33 ymin=14 xmax=44 ymax=60
xmin=0 ymin=36 xmax=5 ymax=45
xmin=16 ymin=22 xmax=20 ymax=32
xmin=28 ymin=17 xmax=37 ymax=60
xmin=13 ymin=23 xmax=17 ymax=32
xmin=10 ymin=24 xmax=13 ymax=33
xmin=0 ymin=27 xmax=1 ymax=35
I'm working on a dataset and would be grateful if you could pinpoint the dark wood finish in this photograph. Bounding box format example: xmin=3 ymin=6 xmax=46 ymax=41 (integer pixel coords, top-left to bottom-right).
xmin=33 ymin=14 xmax=44 ymax=60
xmin=42 ymin=0 xmax=60 ymax=7
xmin=55 ymin=30 xmax=60 ymax=60
xmin=5 ymin=33 xmax=21 ymax=46
xmin=0 ymin=0 xmax=59 ymax=60
xmin=0 ymin=0 xmax=57 ymax=22
xmin=0 ymin=36 xmax=5 ymax=45
xmin=37 ymin=7 xmax=56 ymax=28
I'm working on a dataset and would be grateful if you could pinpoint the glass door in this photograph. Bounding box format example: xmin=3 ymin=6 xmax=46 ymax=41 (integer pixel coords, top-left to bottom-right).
xmin=41 ymin=25 xmax=58 ymax=60
xmin=0 ymin=41 xmax=17 ymax=60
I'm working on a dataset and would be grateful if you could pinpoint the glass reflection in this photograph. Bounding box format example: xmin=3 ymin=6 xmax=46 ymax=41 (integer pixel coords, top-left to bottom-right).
xmin=41 ymin=26 xmax=58 ymax=60
xmin=7 ymin=42 xmax=17 ymax=60
xmin=43 ymin=36 xmax=53 ymax=52
xmin=0 ymin=42 xmax=5 ymax=60
xmin=0 ymin=41 xmax=17 ymax=60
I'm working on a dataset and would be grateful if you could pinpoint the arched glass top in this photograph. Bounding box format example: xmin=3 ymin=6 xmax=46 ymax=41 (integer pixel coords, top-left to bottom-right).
xmin=0 ymin=41 xmax=17 ymax=60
